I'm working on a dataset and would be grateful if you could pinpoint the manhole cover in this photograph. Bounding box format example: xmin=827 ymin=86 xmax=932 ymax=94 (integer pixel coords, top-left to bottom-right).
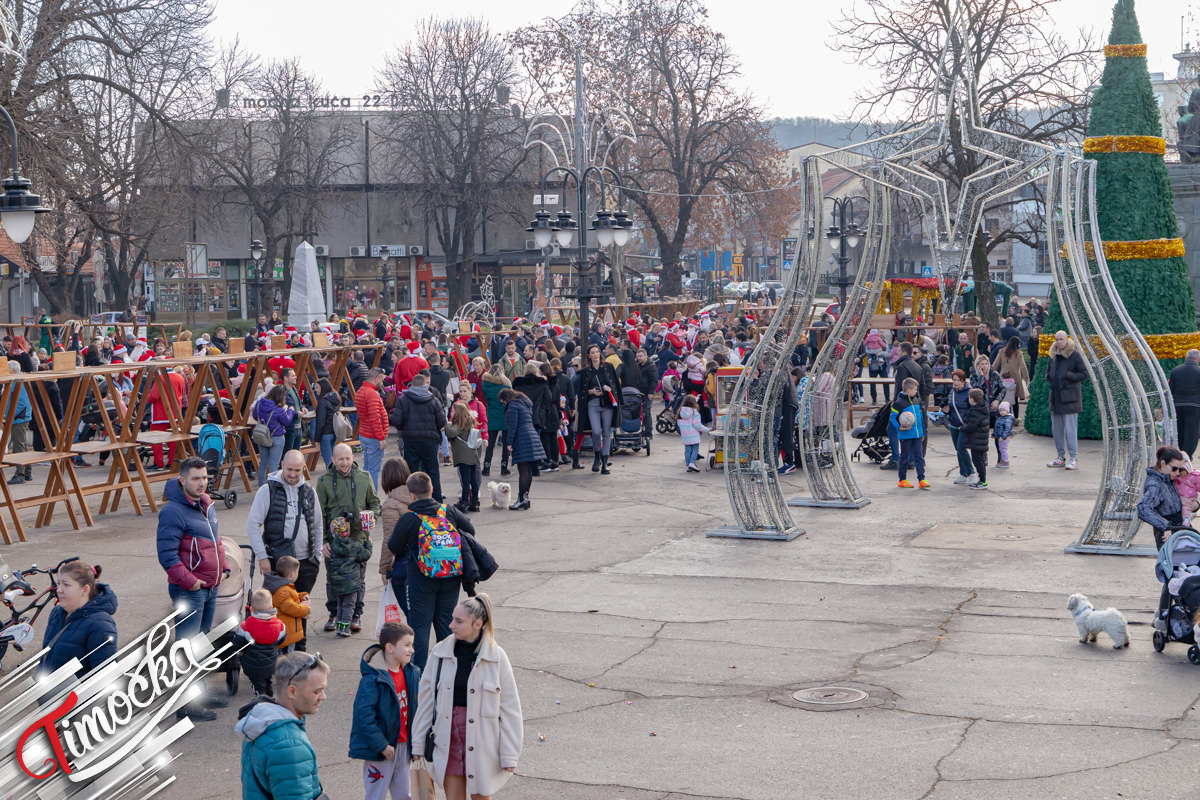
xmin=984 ymin=533 xmax=1030 ymax=541
xmin=791 ymin=687 xmax=869 ymax=705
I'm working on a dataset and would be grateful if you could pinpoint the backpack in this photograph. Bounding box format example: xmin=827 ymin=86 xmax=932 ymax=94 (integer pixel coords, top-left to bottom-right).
xmin=413 ymin=505 xmax=463 ymax=579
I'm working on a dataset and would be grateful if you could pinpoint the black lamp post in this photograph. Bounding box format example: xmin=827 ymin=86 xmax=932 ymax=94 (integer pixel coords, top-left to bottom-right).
xmin=378 ymin=250 xmax=391 ymax=311
xmin=249 ymin=239 xmax=265 ymax=315
xmin=826 ymin=197 xmax=865 ymax=310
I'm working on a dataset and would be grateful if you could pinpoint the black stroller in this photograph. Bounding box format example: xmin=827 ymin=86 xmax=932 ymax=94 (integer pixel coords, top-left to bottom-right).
xmin=850 ymin=404 xmax=892 ymax=464
xmin=614 ymin=387 xmax=651 ymax=456
xmin=1153 ymin=528 xmax=1200 ymax=662
xmin=655 ymin=374 xmax=686 ymax=434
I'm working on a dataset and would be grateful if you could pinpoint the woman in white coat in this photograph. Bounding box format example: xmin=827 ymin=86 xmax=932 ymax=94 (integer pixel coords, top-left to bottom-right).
xmin=412 ymin=593 xmax=523 ymax=799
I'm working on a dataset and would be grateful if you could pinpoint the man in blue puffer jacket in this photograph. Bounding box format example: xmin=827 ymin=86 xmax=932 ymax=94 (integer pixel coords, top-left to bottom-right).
xmin=237 ymin=652 xmax=328 ymax=800
xmin=157 ymin=456 xmax=229 ymax=721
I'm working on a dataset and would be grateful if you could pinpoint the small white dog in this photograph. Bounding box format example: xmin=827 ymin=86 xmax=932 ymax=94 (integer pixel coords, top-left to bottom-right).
xmin=1067 ymin=593 xmax=1130 ymax=649
xmin=487 ymin=481 xmax=511 ymax=509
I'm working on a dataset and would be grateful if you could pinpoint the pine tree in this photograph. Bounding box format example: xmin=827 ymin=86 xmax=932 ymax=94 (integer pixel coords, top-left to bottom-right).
xmin=1025 ymin=0 xmax=1194 ymax=438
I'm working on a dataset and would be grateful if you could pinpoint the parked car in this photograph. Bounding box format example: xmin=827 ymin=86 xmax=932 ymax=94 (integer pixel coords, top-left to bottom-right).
xmin=761 ymin=281 xmax=785 ymax=297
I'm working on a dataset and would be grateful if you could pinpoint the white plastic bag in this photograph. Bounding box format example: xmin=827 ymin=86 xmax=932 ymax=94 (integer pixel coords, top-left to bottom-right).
xmin=375 ymin=582 xmax=404 ymax=637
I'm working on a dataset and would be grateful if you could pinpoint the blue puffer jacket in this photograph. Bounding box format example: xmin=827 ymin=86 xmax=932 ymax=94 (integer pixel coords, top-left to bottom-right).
xmin=156 ymin=479 xmax=226 ymax=589
xmin=38 ymin=583 xmax=118 ymax=679
xmin=349 ymin=644 xmax=421 ymax=761
xmin=3 ymin=383 xmax=30 ymax=424
xmin=236 ymin=698 xmax=323 ymax=800
xmin=504 ymin=393 xmax=546 ymax=464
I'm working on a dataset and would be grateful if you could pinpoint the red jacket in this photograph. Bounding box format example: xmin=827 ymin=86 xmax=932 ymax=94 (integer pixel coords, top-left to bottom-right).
xmin=146 ymin=371 xmax=185 ymax=425
xmin=356 ymin=381 xmax=389 ymax=441
xmin=393 ymin=355 xmax=429 ymax=389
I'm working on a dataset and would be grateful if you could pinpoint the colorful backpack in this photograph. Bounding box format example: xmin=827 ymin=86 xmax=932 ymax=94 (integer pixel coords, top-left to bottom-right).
xmin=413 ymin=505 xmax=463 ymax=579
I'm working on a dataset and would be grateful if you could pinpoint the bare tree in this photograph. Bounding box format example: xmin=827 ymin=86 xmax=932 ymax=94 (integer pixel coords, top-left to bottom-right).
xmin=834 ymin=0 xmax=1096 ymax=325
xmin=375 ymin=17 xmax=528 ymax=309
xmin=514 ymin=0 xmax=786 ymax=296
xmin=0 ymin=0 xmax=214 ymax=313
xmin=191 ymin=54 xmax=358 ymax=313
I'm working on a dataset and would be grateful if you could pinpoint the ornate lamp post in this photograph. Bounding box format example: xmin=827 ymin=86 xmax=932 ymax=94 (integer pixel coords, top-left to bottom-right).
xmin=378 ymin=250 xmax=391 ymax=312
xmin=0 ymin=105 xmax=49 ymax=245
xmin=826 ymin=197 xmax=865 ymax=310
xmin=248 ymin=239 xmax=265 ymax=315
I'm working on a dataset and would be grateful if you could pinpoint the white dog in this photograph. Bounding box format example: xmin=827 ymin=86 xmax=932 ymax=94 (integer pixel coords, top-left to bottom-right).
xmin=487 ymin=481 xmax=511 ymax=509
xmin=1067 ymin=593 xmax=1130 ymax=649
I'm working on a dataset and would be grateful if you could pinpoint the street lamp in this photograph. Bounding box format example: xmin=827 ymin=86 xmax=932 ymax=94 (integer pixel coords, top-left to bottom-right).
xmin=378 ymin=250 xmax=391 ymax=311
xmin=826 ymin=197 xmax=867 ymax=310
xmin=0 ymin=106 xmax=50 ymax=245
xmin=248 ymin=239 xmax=265 ymax=315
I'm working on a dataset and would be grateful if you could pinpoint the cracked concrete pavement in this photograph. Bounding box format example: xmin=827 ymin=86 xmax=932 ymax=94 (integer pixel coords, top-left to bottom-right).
xmin=0 ymin=425 xmax=1191 ymax=799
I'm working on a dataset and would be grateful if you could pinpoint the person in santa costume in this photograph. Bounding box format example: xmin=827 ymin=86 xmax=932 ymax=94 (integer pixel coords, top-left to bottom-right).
xmin=392 ymin=341 xmax=429 ymax=389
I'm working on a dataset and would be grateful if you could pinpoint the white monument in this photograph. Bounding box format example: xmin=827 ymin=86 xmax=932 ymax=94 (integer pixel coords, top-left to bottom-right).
xmin=287 ymin=241 xmax=326 ymax=328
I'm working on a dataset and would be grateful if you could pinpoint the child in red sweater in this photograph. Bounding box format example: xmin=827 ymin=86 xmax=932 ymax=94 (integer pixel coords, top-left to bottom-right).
xmin=237 ymin=589 xmax=286 ymax=696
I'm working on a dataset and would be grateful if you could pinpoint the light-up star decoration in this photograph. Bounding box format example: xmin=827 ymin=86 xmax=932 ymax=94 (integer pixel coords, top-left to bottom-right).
xmin=717 ymin=5 xmax=1172 ymax=552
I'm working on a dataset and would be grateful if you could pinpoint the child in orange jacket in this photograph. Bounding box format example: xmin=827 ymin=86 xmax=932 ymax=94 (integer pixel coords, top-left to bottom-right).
xmin=262 ymin=556 xmax=310 ymax=652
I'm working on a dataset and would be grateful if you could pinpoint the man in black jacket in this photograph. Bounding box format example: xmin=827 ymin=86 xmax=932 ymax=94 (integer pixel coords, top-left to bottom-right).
xmin=635 ymin=348 xmax=658 ymax=437
xmin=391 ymin=374 xmax=447 ymax=502
xmin=883 ymin=342 xmax=923 ymax=469
xmin=1171 ymin=349 xmax=1200 ymax=457
xmin=346 ymin=350 xmax=370 ymax=392
xmin=427 ymin=352 xmax=451 ymax=403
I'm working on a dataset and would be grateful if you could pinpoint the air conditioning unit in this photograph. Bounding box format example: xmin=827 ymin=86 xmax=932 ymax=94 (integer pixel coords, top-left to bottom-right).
xmin=525 ymin=239 xmax=538 ymax=251
xmin=314 ymin=245 xmax=329 ymax=257
xmin=349 ymin=246 xmax=367 ymax=257
xmin=408 ymin=245 xmax=424 ymax=256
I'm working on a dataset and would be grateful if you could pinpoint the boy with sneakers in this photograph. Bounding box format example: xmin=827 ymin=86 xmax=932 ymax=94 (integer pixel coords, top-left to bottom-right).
xmin=350 ymin=622 xmax=421 ymax=800
xmin=891 ymin=377 xmax=930 ymax=489
xmin=961 ymin=387 xmax=992 ymax=488
xmin=262 ymin=556 xmax=309 ymax=653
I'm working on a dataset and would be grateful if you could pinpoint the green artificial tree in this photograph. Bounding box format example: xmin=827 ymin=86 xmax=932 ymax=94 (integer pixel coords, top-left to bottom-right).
xmin=1026 ymin=0 xmax=1195 ymax=439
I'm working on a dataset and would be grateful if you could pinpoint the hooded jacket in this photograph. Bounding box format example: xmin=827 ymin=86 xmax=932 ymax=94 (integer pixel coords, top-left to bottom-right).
xmin=39 ymin=584 xmax=118 ymax=679
xmin=1139 ymin=467 xmax=1184 ymax=533
xmin=356 ymin=381 xmax=389 ymax=441
xmin=263 ymin=571 xmax=309 ymax=648
xmin=314 ymin=389 xmax=342 ymax=440
xmin=504 ymin=393 xmax=546 ymax=464
xmin=236 ymin=699 xmax=323 ymax=800
xmin=512 ymin=374 xmax=554 ymax=432
xmin=349 ymin=644 xmax=421 ymax=761
xmin=1046 ymin=337 xmax=1088 ymax=415
xmin=428 ymin=363 xmax=451 ymax=400
xmin=157 ymin=479 xmax=227 ymax=589
xmin=481 ymin=372 xmax=510 ymax=431
xmin=958 ymin=401 xmax=991 ymax=451
xmin=316 ymin=462 xmax=381 ymax=542
xmin=253 ymin=396 xmax=295 ymax=438
xmin=391 ymin=384 xmax=446 ymax=442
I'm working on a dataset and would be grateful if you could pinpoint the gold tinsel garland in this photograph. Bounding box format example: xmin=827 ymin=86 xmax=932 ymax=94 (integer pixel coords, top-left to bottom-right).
xmin=876 ymin=283 xmax=943 ymax=316
xmin=1058 ymin=238 xmax=1186 ymax=261
xmin=1038 ymin=331 xmax=1200 ymax=359
xmin=1082 ymin=135 xmax=1166 ymax=155
xmin=1103 ymin=43 xmax=1148 ymax=58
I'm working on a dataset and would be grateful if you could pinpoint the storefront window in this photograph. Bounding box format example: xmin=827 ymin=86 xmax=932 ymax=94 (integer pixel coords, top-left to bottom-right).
xmin=228 ymin=281 xmax=240 ymax=312
xmin=158 ymin=282 xmax=182 ymax=313
xmin=206 ymin=283 xmax=226 ymax=313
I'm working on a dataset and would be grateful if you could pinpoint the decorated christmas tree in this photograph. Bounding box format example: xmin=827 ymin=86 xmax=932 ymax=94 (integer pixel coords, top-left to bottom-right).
xmin=1026 ymin=0 xmax=1195 ymax=439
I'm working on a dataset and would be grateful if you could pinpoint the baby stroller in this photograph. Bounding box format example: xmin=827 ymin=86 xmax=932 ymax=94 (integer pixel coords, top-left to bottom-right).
xmin=213 ymin=540 xmax=257 ymax=695
xmin=197 ymin=414 xmax=238 ymax=509
xmin=613 ymin=386 xmax=651 ymax=456
xmin=655 ymin=374 xmax=686 ymax=434
xmin=1153 ymin=528 xmax=1200 ymax=662
xmin=850 ymin=404 xmax=892 ymax=464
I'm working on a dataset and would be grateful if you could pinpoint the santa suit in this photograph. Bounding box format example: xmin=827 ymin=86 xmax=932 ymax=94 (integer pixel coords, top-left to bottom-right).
xmin=393 ymin=353 xmax=429 ymax=389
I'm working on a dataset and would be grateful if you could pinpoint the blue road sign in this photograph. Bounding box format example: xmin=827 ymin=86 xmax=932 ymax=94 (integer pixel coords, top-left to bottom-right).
xmin=783 ymin=259 xmax=793 ymax=270
xmin=921 ymin=265 xmax=934 ymax=277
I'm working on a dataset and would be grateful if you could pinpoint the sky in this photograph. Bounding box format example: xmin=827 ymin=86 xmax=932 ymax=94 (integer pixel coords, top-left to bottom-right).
xmin=209 ymin=0 xmax=1198 ymax=120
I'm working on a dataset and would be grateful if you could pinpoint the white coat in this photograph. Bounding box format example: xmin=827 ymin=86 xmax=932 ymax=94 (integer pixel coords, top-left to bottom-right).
xmin=412 ymin=634 xmax=523 ymax=797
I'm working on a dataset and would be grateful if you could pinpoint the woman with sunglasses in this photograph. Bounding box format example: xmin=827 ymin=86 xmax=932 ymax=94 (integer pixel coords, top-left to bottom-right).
xmin=1138 ymin=445 xmax=1187 ymax=550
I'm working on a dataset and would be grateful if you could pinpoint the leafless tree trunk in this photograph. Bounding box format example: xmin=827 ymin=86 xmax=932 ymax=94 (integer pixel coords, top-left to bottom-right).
xmin=834 ymin=0 xmax=1096 ymax=327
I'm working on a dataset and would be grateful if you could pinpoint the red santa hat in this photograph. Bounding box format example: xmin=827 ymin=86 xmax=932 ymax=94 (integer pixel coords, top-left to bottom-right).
xmin=552 ymin=324 xmax=563 ymax=337
xmin=400 ymin=323 xmax=412 ymax=341
xmin=355 ymin=330 xmax=370 ymax=342
xmin=745 ymin=313 xmax=756 ymax=323
xmin=285 ymin=325 xmax=297 ymax=336
xmin=137 ymin=336 xmax=147 ymax=345
xmin=406 ymin=341 xmax=421 ymax=355
xmin=512 ymin=317 xmax=525 ymax=326
xmin=699 ymin=310 xmax=710 ymax=319
xmin=112 ymin=345 xmax=127 ymax=357
xmin=627 ymin=328 xmax=641 ymax=349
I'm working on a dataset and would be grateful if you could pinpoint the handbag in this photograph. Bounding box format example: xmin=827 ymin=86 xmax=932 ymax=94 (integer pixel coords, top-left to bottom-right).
xmin=332 ymin=410 xmax=353 ymax=440
xmin=251 ymin=400 xmax=275 ymax=447
xmin=424 ymin=657 xmax=443 ymax=760
xmin=466 ymin=427 xmax=482 ymax=449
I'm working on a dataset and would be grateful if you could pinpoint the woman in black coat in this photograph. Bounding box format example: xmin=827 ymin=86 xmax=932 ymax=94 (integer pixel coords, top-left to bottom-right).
xmin=512 ymin=362 xmax=556 ymax=472
xmin=577 ymin=343 xmax=622 ymax=474
xmin=500 ymin=387 xmax=546 ymax=509
xmin=1045 ymin=330 xmax=1088 ymax=469
xmin=313 ymin=378 xmax=343 ymax=468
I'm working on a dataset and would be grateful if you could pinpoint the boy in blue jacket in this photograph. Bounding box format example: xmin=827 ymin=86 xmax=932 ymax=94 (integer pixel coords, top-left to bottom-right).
xmin=350 ymin=622 xmax=421 ymax=800
xmin=891 ymin=377 xmax=930 ymax=489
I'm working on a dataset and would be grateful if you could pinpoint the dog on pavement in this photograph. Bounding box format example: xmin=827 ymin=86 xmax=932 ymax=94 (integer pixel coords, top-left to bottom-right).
xmin=1067 ymin=593 xmax=1130 ymax=649
xmin=487 ymin=481 xmax=511 ymax=509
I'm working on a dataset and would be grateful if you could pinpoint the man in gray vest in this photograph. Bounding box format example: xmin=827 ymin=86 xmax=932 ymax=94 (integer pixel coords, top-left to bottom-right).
xmin=246 ymin=449 xmax=322 ymax=650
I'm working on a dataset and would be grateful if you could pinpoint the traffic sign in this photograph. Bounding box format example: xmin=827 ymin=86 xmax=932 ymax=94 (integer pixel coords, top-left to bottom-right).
xmin=921 ymin=265 xmax=933 ymax=277
xmin=782 ymin=259 xmax=793 ymax=270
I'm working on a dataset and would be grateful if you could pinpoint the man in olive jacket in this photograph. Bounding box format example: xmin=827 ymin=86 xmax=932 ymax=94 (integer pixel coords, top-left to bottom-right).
xmin=316 ymin=443 xmax=382 ymax=633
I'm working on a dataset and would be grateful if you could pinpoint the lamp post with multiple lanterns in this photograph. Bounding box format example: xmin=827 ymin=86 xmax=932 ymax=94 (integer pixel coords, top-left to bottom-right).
xmin=378 ymin=250 xmax=392 ymax=312
xmin=248 ymin=239 xmax=265 ymax=315
xmin=826 ymin=197 xmax=865 ymax=311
